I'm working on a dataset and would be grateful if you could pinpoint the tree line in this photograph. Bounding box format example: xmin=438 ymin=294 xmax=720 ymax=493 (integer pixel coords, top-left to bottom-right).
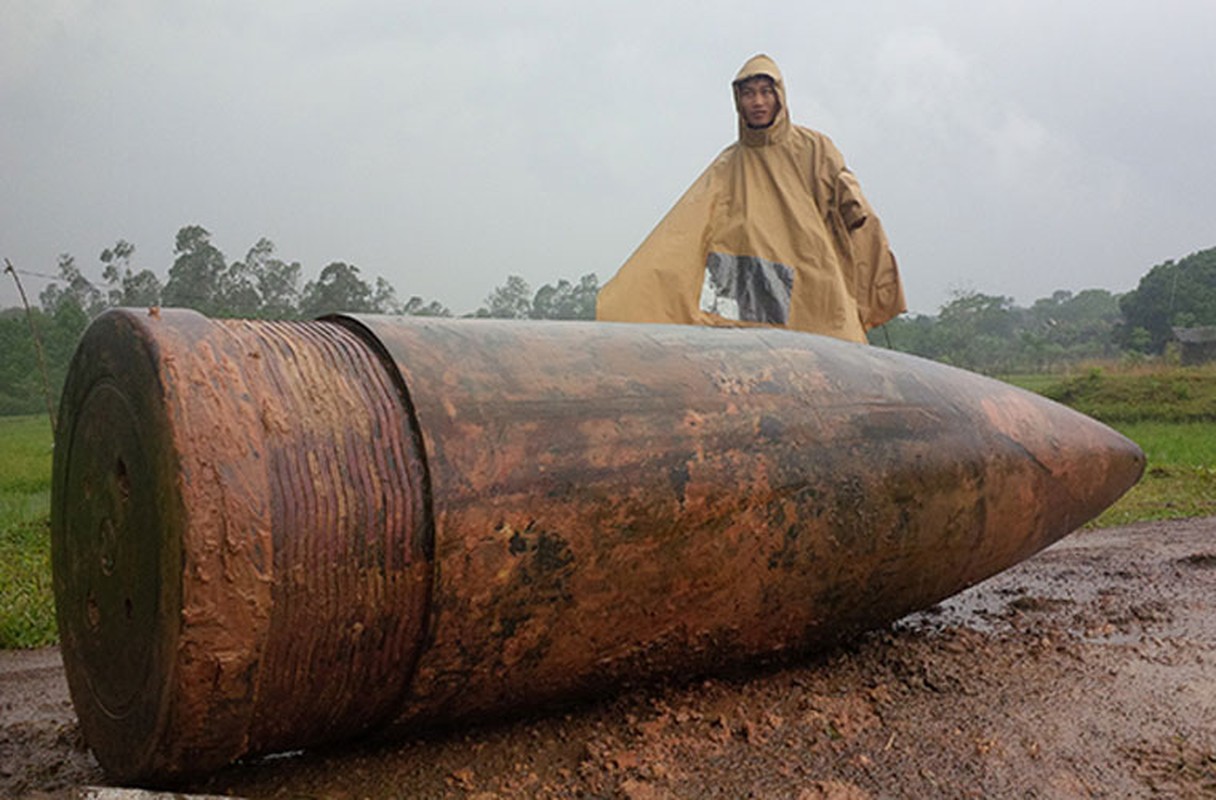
xmin=0 ymin=225 xmax=598 ymax=415
xmin=32 ymin=224 xmax=601 ymax=322
xmin=2 ymin=225 xmax=1214 ymax=415
xmin=878 ymin=245 xmax=1216 ymax=373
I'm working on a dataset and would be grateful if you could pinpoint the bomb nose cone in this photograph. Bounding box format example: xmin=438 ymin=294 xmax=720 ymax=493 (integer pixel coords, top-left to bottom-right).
xmin=1046 ymin=412 xmax=1146 ymax=529
xmin=982 ymin=384 xmax=1145 ymax=525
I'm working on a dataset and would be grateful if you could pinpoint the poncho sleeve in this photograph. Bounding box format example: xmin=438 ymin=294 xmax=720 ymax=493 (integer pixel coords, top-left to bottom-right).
xmin=813 ymin=133 xmax=907 ymax=331
xmin=836 ymin=170 xmax=906 ymax=329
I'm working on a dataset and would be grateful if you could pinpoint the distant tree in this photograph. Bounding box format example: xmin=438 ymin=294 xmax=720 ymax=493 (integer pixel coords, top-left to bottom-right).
xmin=372 ymin=277 xmax=401 ymax=314
xmin=531 ymin=273 xmax=599 ymax=320
xmin=869 ymin=313 xmax=938 ymax=355
xmin=881 ymin=285 xmax=1132 ymax=372
xmin=216 ymin=255 xmax=262 ymax=318
xmin=474 ymin=274 xmax=533 ymax=319
xmin=0 ymin=302 xmax=90 ymax=416
xmin=401 ymin=295 xmax=451 ymax=317
xmin=299 ymin=261 xmax=376 ymax=317
xmin=242 ymin=238 xmax=301 ymax=319
xmin=100 ymin=240 xmax=162 ymax=308
xmin=44 ymin=301 xmax=90 ymax=389
xmin=1125 ymin=326 xmax=1152 ymax=354
xmin=1118 ymin=247 xmax=1216 ymax=353
xmin=162 ymin=225 xmax=228 ymax=315
xmin=930 ymin=290 xmax=1020 ymax=372
xmin=0 ymin=310 xmax=44 ymax=414
xmin=39 ymin=254 xmax=105 ymax=317
xmin=1027 ymin=288 xmax=1121 ymax=360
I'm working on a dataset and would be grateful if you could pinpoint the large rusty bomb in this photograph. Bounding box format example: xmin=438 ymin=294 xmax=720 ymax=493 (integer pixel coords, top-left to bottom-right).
xmin=52 ymin=309 xmax=1144 ymax=781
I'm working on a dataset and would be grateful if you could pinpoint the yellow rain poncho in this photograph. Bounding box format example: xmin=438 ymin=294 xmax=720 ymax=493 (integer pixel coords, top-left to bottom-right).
xmin=597 ymin=54 xmax=906 ymax=343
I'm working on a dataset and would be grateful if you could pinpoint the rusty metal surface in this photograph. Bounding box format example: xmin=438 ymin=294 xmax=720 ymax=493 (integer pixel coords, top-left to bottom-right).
xmin=339 ymin=317 xmax=1145 ymax=734
xmin=52 ymin=309 xmax=429 ymax=780
xmin=52 ymin=311 xmax=1144 ymax=781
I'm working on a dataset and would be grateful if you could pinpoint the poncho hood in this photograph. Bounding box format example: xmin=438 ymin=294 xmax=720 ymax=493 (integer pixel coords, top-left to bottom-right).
xmin=733 ymin=53 xmax=791 ymax=146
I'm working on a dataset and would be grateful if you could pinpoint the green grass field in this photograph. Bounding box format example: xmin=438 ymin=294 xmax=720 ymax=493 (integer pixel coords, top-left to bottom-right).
xmin=1091 ymin=421 xmax=1216 ymax=526
xmin=1002 ymin=366 xmax=1216 ymax=525
xmin=2 ymin=366 xmax=1215 ymax=649
xmin=0 ymin=414 xmax=54 ymax=648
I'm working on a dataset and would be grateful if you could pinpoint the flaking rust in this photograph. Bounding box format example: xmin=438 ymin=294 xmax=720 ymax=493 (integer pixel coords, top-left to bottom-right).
xmin=51 ymin=309 xmax=1144 ymax=781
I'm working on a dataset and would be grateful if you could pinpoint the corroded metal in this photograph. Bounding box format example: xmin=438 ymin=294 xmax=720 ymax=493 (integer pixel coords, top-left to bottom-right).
xmin=52 ymin=309 xmax=1144 ymax=781
xmin=52 ymin=310 xmax=430 ymax=780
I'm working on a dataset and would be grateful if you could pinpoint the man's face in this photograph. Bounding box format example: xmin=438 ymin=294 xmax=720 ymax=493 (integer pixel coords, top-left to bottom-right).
xmin=738 ymin=76 xmax=779 ymax=128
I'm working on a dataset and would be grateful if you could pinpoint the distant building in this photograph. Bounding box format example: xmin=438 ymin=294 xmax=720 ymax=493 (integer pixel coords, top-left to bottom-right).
xmin=1172 ymin=326 xmax=1216 ymax=365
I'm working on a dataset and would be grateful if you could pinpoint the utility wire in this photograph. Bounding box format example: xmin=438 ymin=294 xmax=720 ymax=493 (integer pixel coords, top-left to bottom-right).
xmin=7 ymin=267 xmax=61 ymax=281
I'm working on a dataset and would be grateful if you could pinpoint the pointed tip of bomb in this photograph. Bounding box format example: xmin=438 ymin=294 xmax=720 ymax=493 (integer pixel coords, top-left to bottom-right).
xmin=975 ymin=382 xmax=1146 ymax=551
xmin=1049 ymin=419 xmax=1145 ymax=531
xmin=1097 ymin=422 xmax=1147 ymax=495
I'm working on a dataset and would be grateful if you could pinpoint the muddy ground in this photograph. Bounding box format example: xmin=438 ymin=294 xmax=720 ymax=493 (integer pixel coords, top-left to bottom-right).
xmin=3 ymin=516 xmax=1214 ymax=799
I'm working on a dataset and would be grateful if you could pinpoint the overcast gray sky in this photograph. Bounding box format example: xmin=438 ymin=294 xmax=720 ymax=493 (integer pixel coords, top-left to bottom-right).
xmin=3 ymin=0 xmax=1215 ymax=317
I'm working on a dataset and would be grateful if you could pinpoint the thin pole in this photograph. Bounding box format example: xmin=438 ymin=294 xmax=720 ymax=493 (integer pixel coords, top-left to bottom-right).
xmin=4 ymin=258 xmax=56 ymax=434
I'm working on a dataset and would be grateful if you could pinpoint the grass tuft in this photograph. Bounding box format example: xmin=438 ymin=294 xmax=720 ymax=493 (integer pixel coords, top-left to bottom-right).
xmin=0 ymin=504 xmax=55 ymax=648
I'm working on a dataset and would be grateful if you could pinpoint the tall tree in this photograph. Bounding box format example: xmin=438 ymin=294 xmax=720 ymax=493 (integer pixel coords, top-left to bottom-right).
xmin=401 ymin=296 xmax=452 ymax=317
xmin=474 ymin=275 xmax=533 ymax=319
xmin=39 ymin=254 xmax=105 ymax=317
xmin=531 ymin=273 xmax=599 ymax=320
xmin=1118 ymin=247 xmax=1216 ymax=353
xmin=216 ymin=251 xmax=262 ymax=318
xmin=372 ymin=277 xmax=401 ymax=315
xmin=1028 ymin=289 xmax=1121 ymax=357
xmin=237 ymin=238 xmax=301 ymax=319
xmin=870 ymin=313 xmax=938 ymax=356
xmin=299 ymin=261 xmax=376 ymax=317
xmin=100 ymin=240 xmax=162 ymax=308
xmin=927 ymin=290 xmax=1020 ymax=372
xmin=162 ymin=225 xmax=228 ymax=315
xmin=0 ymin=311 xmax=43 ymax=414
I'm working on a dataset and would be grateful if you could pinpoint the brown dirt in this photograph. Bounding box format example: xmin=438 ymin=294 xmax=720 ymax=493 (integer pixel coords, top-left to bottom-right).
xmin=4 ymin=517 xmax=1215 ymax=799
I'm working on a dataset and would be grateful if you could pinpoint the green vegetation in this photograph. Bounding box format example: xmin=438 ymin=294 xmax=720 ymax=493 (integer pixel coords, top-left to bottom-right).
xmin=6 ymin=230 xmax=1216 ymax=416
xmin=0 ymin=415 xmax=55 ymax=648
xmin=1005 ymin=367 xmax=1216 ymax=527
xmin=1092 ymin=421 xmax=1216 ymax=526
xmin=3 ymin=225 xmax=601 ymax=415
xmin=1117 ymin=246 xmax=1216 ymax=353
xmin=1037 ymin=366 xmax=1216 ymax=423
xmin=874 ymin=245 xmax=1216 ymax=374
xmin=874 ymin=287 xmax=1125 ymax=374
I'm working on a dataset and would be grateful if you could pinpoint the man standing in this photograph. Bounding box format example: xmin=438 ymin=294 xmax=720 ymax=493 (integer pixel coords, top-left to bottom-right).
xmin=597 ymin=54 xmax=905 ymax=343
